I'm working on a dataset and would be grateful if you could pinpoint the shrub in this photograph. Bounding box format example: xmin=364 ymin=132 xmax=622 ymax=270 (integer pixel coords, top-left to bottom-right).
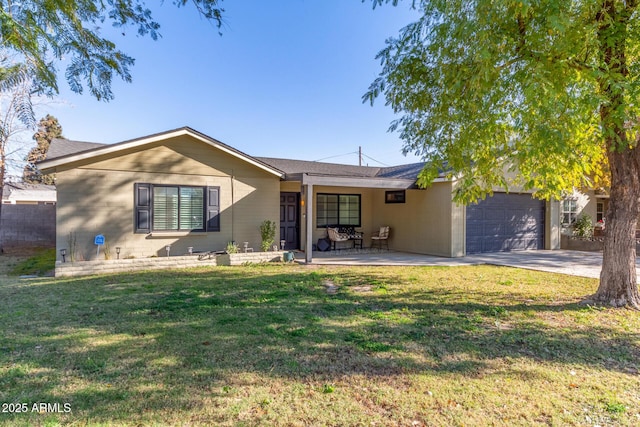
xmin=573 ymin=214 xmax=594 ymax=238
xmin=260 ymin=220 xmax=277 ymax=252
xmin=226 ymin=241 xmax=238 ymax=254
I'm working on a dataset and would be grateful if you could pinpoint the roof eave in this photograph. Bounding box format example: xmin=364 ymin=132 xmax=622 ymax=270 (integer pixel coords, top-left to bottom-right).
xmin=301 ymin=173 xmax=419 ymax=189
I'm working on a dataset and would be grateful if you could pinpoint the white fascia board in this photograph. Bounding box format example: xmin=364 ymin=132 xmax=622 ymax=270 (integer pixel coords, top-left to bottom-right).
xmin=39 ymin=128 xmax=284 ymax=178
xmin=302 ymin=174 xmax=415 ymax=189
xmin=300 ymin=173 xmax=450 ymax=189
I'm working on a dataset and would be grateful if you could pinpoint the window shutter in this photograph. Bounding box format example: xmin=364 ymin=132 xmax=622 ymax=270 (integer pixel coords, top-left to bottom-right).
xmin=206 ymin=186 xmax=220 ymax=232
xmin=134 ymin=183 xmax=151 ymax=233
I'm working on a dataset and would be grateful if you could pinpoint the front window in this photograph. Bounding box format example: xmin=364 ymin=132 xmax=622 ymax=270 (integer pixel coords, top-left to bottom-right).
xmin=317 ymin=193 xmax=361 ymax=227
xmin=153 ymin=186 xmax=204 ymax=231
xmin=596 ymin=202 xmax=605 ymax=223
xmin=562 ymin=198 xmax=578 ymax=226
xmin=135 ymin=183 xmax=218 ymax=233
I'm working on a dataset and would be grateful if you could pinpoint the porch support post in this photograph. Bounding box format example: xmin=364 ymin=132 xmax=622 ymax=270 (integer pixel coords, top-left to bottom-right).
xmin=305 ymin=181 xmax=314 ymax=263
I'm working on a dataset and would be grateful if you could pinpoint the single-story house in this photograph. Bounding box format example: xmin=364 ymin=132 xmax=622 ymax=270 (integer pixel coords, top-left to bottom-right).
xmin=38 ymin=127 xmax=561 ymax=263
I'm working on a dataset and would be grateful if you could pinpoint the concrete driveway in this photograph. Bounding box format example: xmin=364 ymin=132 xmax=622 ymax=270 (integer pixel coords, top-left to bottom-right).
xmin=310 ymin=249 xmax=635 ymax=281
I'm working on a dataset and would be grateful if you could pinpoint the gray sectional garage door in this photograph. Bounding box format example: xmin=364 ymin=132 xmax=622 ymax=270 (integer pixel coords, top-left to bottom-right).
xmin=466 ymin=193 xmax=545 ymax=254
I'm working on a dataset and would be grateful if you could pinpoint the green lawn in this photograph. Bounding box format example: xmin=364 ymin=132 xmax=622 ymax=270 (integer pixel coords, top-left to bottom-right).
xmin=1 ymin=262 xmax=638 ymax=426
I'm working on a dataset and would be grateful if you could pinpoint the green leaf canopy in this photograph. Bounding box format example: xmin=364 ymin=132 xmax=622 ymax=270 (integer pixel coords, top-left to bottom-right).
xmin=0 ymin=0 xmax=224 ymax=101
xmin=365 ymin=0 xmax=638 ymax=202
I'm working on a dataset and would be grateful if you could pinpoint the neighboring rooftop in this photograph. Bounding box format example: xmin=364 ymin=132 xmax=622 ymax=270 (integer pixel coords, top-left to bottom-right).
xmin=2 ymin=182 xmax=56 ymax=203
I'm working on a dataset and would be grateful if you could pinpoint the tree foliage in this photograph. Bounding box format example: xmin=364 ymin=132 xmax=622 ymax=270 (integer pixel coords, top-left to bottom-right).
xmin=367 ymin=0 xmax=640 ymax=308
xmin=365 ymin=0 xmax=621 ymax=201
xmin=23 ymin=114 xmax=62 ymax=184
xmin=0 ymin=64 xmax=38 ymax=251
xmin=0 ymin=0 xmax=225 ymax=101
xmin=0 ymin=60 xmax=37 ymax=184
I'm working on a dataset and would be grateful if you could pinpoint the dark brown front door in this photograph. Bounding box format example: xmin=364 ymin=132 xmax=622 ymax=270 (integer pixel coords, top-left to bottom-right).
xmin=280 ymin=192 xmax=299 ymax=250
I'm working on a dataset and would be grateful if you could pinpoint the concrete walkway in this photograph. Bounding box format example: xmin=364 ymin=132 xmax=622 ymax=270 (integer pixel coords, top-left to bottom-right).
xmin=309 ymin=249 xmax=640 ymax=281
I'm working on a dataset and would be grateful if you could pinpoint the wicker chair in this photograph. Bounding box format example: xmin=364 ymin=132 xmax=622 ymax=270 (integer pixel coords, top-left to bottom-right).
xmin=327 ymin=227 xmax=350 ymax=250
xmin=371 ymin=226 xmax=390 ymax=250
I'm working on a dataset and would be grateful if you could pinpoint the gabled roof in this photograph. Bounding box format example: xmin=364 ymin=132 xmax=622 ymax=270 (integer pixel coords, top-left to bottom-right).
xmin=38 ymin=127 xmax=439 ymax=184
xmin=39 ymin=127 xmax=285 ymax=178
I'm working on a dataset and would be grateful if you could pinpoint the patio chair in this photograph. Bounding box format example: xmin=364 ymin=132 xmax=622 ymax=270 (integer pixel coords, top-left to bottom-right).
xmin=327 ymin=227 xmax=350 ymax=250
xmin=371 ymin=226 xmax=390 ymax=250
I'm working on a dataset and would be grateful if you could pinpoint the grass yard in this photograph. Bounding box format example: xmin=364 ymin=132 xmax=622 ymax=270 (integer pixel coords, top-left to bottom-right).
xmin=1 ymin=262 xmax=639 ymax=426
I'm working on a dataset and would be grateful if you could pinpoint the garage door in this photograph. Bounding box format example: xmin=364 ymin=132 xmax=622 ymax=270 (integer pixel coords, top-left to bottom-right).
xmin=466 ymin=193 xmax=545 ymax=254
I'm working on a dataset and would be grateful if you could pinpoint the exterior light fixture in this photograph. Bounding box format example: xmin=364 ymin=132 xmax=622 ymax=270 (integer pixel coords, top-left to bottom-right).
xmin=60 ymin=248 xmax=67 ymax=263
xmin=116 ymin=247 xmax=121 ymax=259
xmin=165 ymin=245 xmax=171 ymax=257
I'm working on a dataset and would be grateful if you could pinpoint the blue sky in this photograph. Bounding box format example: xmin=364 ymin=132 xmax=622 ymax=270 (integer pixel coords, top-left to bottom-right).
xmin=46 ymin=1 xmax=421 ymax=167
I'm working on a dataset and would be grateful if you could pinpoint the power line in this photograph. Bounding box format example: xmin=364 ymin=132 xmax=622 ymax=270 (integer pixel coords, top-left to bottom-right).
xmin=361 ymin=152 xmax=391 ymax=167
xmin=313 ymin=148 xmax=392 ymax=167
xmin=313 ymin=151 xmax=358 ymax=162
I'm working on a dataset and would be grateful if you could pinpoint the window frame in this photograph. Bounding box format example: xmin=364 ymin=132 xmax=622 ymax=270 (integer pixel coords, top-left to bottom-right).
xmin=596 ymin=201 xmax=605 ymax=222
xmin=134 ymin=183 xmax=220 ymax=233
xmin=316 ymin=193 xmax=361 ymax=228
xmin=561 ymin=198 xmax=578 ymax=226
xmin=385 ymin=190 xmax=406 ymax=204
xmin=151 ymin=185 xmax=205 ymax=232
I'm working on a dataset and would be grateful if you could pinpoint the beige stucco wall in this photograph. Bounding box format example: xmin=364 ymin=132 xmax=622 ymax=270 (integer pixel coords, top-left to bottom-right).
xmin=280 ymin=182 xmax=301 ymax=193
xmin=54 ymin=135 xmax=280 ymax=261
xmin=370 ymin=182 xmax=462 ymax=257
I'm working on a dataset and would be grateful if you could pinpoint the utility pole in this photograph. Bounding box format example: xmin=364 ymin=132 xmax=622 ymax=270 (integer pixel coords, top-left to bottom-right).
xmin=358 ymin=146 xmax=362 ymax=166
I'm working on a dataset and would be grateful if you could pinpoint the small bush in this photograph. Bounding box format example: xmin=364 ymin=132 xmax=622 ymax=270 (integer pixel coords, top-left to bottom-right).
xmin=226 ymin=241 xmax=238 ymax=254
xmin=260 ymin=220 xmax=277 ymax=252
xmin=573 ymin=214 xmax=594 ymax=238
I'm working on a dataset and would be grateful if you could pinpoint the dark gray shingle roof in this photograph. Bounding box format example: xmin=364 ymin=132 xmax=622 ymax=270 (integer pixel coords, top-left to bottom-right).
xmin=256 ymin=157 xmax=383 ymax=178
xmin=44 ymin=134 xmax=430 ymax=182
xmin=377 ymin=163 xmax=428 ymax=179
xmin=257 ymin=157 xmax=428 ymax=181
xmin=47 ymin=138 xmax=105 ymax=160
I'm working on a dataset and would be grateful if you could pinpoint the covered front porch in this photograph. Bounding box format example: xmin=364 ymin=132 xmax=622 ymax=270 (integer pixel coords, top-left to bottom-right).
xmin=279 ymin=172 xmax=466 ymax=263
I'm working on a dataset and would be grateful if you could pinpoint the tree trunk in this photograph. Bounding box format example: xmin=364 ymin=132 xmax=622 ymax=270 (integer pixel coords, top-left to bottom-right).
xmin=594 ymin=148 xmax=640 ymax=309
xmin=592 ymin=0 xmax=640 ymax=309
